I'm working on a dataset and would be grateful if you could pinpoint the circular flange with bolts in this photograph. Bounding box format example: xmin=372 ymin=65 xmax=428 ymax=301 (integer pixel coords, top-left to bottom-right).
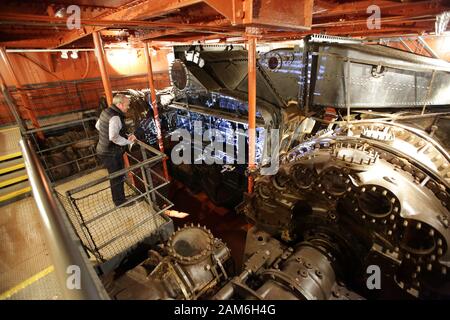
xmin=331 ymin=142 xmax=379 ymax=167
xmin=167 ymin=224 xmax=215 ymax=265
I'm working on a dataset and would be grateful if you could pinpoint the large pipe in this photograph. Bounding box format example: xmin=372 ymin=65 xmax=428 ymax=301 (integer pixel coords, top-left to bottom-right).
xmin=143 ymin=43 xmax=170 ymax=181
xmin=92 ymin=31 xmax=113 ymax=106
xmin=0 ymin=47 xmax=43 ymax=139
xmin=247 ymin=32 xmax=257 ymax=194
xmin=19 ymin=138 xmax=108 ymax=300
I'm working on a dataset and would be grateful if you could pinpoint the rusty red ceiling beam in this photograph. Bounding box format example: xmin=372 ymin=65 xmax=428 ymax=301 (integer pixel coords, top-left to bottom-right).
xmin=138 ymin=16 xmax=232 ymax=40
xmin=314 ymin=0 xmax=339 ymax=10
xmin=0 ymin=13 xmax=242 ymax=37
xmin=0 ymin=0 xmax=314 ymax=48
xmin=314 ymin=0 xmax=447 ymax=18
xmin=54 ymin=0 xmax=204 ymax=48
xmin=0 ymin=0 xmax=448 ymax=47
xmin=0 ymin=38 xmax=58 ymax=48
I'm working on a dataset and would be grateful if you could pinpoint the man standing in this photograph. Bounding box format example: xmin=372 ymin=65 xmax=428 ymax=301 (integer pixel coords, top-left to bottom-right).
xmin=96 ymin=94 xmax=136 ymax=207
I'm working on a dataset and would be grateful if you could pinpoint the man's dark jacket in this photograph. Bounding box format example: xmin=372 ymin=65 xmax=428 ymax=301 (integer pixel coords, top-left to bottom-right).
xmin=96 ymin=104 xmax=127 ymax=156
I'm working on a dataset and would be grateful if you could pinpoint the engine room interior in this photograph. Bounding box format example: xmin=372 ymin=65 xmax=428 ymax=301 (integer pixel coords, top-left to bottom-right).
xmin=0 ymin=0 xmax=450 ymax=303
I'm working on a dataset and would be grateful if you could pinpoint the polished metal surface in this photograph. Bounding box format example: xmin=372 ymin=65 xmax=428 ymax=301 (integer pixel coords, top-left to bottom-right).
xmin=307 ymin=43 xmax=450 ymax=109
xmin=238 ymin=120 xmax=450 ymax=299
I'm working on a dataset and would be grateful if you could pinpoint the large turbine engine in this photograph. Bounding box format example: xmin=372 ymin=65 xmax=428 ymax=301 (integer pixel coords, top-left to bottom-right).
xmin=237 ymin=120 xmax=450 ymax=299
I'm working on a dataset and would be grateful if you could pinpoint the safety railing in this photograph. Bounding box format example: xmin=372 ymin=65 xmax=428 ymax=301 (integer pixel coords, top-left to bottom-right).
xmin=56 ymin=139 xmax=173 ymax=263
xmin=19 ymin=137 xmax=109 ymax=299
xmin=21 ymin=115 xmax=174 ymax=295
xmin=25 ymin=116 xmax=100 ymax=184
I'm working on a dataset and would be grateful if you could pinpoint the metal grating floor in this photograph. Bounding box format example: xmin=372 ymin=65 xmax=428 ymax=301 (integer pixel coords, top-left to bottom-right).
xmin=35 ymin=112 xmax=86 ymax=127
xmin=55 ymin=169 xmax=166 ymax=261
xmin=7 ymin=268 xmax=62 ymax=300
xmin=0 ymin=196 xmax=61 ymax=299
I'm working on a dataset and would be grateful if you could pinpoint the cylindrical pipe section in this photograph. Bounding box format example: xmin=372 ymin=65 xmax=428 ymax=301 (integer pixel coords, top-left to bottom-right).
xmin=247 ymin=35 xmax=257 ymax=194
xmin=213 ymin=270 xmax=250 ymax=300
xmin=257 ymin=245 xmax=336 ymax=300
xmin=92 ymin=31 xmax=113 ymax=106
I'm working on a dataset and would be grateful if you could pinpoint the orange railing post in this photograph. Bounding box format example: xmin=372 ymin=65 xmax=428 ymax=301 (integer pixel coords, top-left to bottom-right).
xmin=246 ymin=29 xmax=257 ymax=194
xmin=143 ymin=42 xmax=170 ymax=181
xmin=93 ymin=31 xmax=135 ymax=185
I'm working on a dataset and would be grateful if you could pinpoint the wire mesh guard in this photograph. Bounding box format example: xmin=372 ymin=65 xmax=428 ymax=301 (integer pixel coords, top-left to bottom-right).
xmin=26 ymin=116 xmax=100 ymax=184
xmin=54 ymin=147 xmax=172 ymax=263
xmin=26 ymin=116 xmax=173 ymax=263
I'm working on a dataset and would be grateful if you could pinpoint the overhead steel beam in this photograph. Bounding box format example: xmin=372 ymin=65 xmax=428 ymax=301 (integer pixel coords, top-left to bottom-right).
xmin=1 ymin=2 xmax=206 ymax=48
xmin=314 ymin=0 xmax=448 ymax=18
xmin=158 ymin=33 xmax=228 ymax=43
xmin=418 ymin=36 xmax=441 ymax=59
xmin=140 ymin=29 xmax=188 ymax=40
xmin=242 ymin=0 xmax=313 ymax=30
xmin=313 ymin=15 xmax=436 ymax=28
xmin=0 ymin=38 xmax=58 ymax=48
xmin=54 ymin=0 xmax=203 ymax=48
xmin=400 ymin=38 xmax=414 ymax=52
xmin=138 ymin=17 xmax=232 ymax=41
xmin=314 ymin=0 xmax=339 ymax=10
xmin=0 ymin=13 xmax=237 ymax=32
xmin=203 ymin=0 xmax=243 ymax=25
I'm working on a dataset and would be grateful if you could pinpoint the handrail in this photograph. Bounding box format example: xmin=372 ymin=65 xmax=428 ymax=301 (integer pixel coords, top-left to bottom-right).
xmin=24 ymin=116 xmax=97 ymax=135
xmin=19 ymin=137 xmax=109 ymax=300
xmin=66 ymin=148 xmax=164 ymax=195
xmin=135 ymin=138 xmax=165 ymax=157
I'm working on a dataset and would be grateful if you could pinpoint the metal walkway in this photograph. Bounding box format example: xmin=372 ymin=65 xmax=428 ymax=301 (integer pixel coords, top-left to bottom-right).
xmin=0 ymin=196 xmax=62 ymax=299
xmin=55 ymin=168 xmax=168 ymax=262
xmin=0 ymin=126 xmax=60 ymax=299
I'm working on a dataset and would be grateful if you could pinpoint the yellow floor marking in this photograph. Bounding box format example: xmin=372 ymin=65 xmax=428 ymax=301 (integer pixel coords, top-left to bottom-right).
xmin=0 ymin=265 xmax=54 ymax=300
xmin=0 ymin=174 xmax=28 ymax=188
xmin=0 ymin=126 xmax=19 ymax=133
xmin=0 ymin=186 xmax=31 ymax=202
xmin=0 ymin=163 xmax=25 ymax=175
xmin=0 ymin=152 xmax=22 ymax=162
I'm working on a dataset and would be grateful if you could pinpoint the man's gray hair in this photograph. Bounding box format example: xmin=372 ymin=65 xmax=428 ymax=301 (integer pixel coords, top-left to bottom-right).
xmin=112 ymin=93 xmax=130 ymax=106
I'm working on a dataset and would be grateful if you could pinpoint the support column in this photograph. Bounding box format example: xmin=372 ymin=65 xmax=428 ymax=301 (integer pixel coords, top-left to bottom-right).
xmin=92 ymin=31 xmax=113 ymax=106
xmin=143 ymin=43 xmax=170 ymax=181
xmin=93 ymin=32 xmax=134 ymax=185
xmin=0 ymin=47 xmax=43 ymax=139
xmin=246 ymin=29 xmax=257 ymax=194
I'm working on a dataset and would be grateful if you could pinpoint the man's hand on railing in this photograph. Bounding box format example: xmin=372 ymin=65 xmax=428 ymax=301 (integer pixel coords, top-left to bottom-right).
xmin=127 ymin=134 xmax=137 ymax=151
